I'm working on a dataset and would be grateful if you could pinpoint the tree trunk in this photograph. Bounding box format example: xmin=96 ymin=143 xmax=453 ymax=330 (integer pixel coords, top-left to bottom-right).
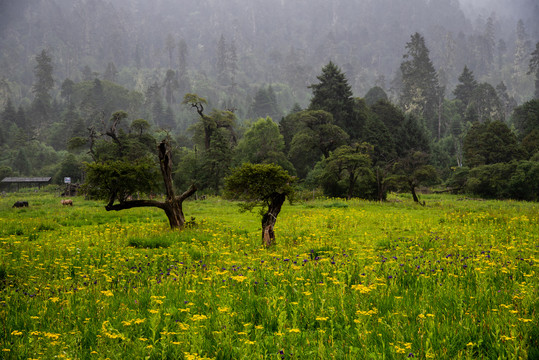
xmin=105 ymin=140 xmax=197 ymax=229
xmin=410 ymin=181 xmax=420 ymax=203
xmin=410 ymin=183 xmax=425 ymax=206
xmin=261 ymin=192 xmax=286 ymax=247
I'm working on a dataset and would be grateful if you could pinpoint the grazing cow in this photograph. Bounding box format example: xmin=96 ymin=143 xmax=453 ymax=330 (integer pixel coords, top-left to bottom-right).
xmin=61 ymin=199 xmax=73 ymax=206
xmin=13 ymin=201 xmax=29 ymax=208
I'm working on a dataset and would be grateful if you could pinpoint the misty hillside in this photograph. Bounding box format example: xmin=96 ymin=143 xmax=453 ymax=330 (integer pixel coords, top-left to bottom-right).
xmin=1 ymin=0 xmax=538 ymax=110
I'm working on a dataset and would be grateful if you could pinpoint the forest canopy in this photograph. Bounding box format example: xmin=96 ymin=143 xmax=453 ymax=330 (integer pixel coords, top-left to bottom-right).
xmin=0 ymin=0 xmax=538 ymax=201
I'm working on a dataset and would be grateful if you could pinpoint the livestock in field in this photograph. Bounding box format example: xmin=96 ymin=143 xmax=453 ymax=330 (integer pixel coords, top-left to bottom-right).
xmin=61 ymin=199 xmax=73 ymax=206
xmin=12 ymin=201 xmax=29 ymax=208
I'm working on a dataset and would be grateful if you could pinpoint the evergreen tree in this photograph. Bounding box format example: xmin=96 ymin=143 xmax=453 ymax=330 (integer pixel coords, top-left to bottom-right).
xmin=163 ymin=105 xmax=176 ymax=130
xmin=31 ymin=49 xmax=54 ymax=128
xmin=514 ymin=20 xmax=531 ymax=76
xmin=249 ymin=85 xmax=281 ymax=120
xmin=466 ymin=83 xmax=503 ymax=123
xmin=496 ymin=82 xmax=516 ymax=122
xmin=1 ymin=98 xmax=17 ymax=128
xmin=81 ymin=65 xmax=94 ymax=81
xmin=163 ymin=69 xmax=178 ymax=105
xmin=463 ymin=120 xmax=524 ymax=167
xmin=364 ymin=86 xmax=388 ymax=107
xmin=103 ymin=62 xmax=118 ymax=82
xmin=165 ymin=34 xmax=176 ymax=69
xmin=177 ymin=38 xmax=191 ymax=95
xmin=216 ymin=34 xmax=228 ymax=85
xmin=453 ymin=66 xmax=477 ymax=114
xmin=399 ymin=33 xmax=440 ymax=137
xmin=152 ymin=100 xmax=165 ymax=128
xmin=528 ymin=42 xmax=539 ymax=99
xmin=60 ymin=78 xmax=75 ymax=104
xmin=309 ymin=61 xmax=356 ymax=137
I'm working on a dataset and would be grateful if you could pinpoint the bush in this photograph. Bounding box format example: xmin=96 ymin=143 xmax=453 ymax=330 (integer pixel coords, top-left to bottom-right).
xmin=464 ymin=161 xmax=539 ymax=201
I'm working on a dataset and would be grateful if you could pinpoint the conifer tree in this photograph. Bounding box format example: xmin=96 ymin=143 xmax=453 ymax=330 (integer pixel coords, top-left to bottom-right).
xmin=31 ymin=49 xmax=54 ymax=127
xmin=528 ymin=42 xmax=539 ymax=99
xmin=400 ymin=33 xmax=440 ymax=137
xmin=454 ymin=66 xmax=478 ymax=116
xmin=308 ymin=61 xmax=355 ymax=137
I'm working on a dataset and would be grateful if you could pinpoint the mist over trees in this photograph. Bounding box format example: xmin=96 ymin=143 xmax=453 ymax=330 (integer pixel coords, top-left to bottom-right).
xmin=1 ymin=0 xmax=538 ymax=201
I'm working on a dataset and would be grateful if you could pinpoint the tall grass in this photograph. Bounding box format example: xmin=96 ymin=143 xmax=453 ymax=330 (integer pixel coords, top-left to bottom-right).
xmin=0 ymin=192 xmax=537 ymax=359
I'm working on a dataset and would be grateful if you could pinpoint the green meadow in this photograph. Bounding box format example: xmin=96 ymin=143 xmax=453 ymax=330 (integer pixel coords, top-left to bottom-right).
xmin=0 ymin=192 xmax=538 ymax=359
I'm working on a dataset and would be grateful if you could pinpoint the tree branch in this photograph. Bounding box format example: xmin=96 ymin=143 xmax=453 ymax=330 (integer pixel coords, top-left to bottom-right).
xmin=178 ymin=184 xmax=197 ymax=202
xmin=105 ymin=199 xmax=166 ymax=211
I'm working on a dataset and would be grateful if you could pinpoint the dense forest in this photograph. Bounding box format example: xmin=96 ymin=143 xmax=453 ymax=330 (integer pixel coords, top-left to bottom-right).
xmin=1 ymin=0 xmax=538 ymax=201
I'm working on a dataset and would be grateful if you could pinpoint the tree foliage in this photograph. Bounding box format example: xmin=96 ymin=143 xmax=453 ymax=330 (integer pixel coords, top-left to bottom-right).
xmin=463 ymin=120 xmax=524 ymax=167
xmin=224 ymin=163 xmax=295 ymax=247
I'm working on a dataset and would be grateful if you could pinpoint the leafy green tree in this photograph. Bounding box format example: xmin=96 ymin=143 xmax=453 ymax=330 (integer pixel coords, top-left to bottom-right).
xmin=234 ymin=117 xmax=294 ymax=173
xmin=199 ymin=127 xmax=235 ymax=192
xmin=522 ymin=129 xmax=539 ymax=159
xmin=317 ymin=144 xmax=373 ymax=200
xmin=511 ymin=99 xmax=539 ymax=153
xmin=54 ymin=153 xmax=83 ymax=184
xmin=465 ymin=161 xmax=539 ymax=201
xmin=361 ymin=115 xmax=397 ymax=201
xmin=283 ymin=110 xmax=349 ymax=178
xmin=463 ymin=120 xmax=524 ymax=168
xmin=130 ymin=118 xmax=151 ymax=136
xmin=82 ymin=111 xmax=197 ymax=229
xmin=183 ymin=93 xmax=236 ymax=151
xmin=392 ymin=151 xmax=438 ymax=204
xmin=399 ymin=33 xmax=440 ymax=137
xmin=13 ymin=149 xmax=31 ymax=175
xmin=224 ymin=163 xmax=295 ymax=247
xmin=309 ymin=61 xmax=358 ymax=137
xmin=0 ymin=166 xmax=13 ymax=180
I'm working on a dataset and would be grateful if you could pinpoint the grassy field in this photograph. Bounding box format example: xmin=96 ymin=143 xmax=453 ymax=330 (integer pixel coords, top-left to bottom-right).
xmin=0 ymin=191 xmax=538 ymax=359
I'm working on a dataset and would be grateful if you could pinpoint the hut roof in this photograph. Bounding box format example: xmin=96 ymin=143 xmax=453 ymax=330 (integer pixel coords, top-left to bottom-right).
xmin=1 ymin=177 xmax=52 ymax=183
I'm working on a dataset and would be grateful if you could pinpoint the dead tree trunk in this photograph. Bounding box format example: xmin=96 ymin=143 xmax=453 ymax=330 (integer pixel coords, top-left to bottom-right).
xmin=105 ymin=139 xmax=197 ymax=229
xmin=261 ymin=192 xmax=286 ymax=247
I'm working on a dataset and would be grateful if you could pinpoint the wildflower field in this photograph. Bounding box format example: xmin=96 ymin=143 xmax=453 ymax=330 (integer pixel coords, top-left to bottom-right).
xmin=0 ymin=192 xmax=538 ymax=359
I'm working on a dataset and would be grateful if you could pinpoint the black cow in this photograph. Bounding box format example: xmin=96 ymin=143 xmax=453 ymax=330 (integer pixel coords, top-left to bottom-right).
xmin=12 ymin=201 xmax=29 ymax=208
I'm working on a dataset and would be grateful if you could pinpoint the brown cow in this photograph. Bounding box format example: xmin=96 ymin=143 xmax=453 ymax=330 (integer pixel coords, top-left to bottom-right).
xmin=61 ymin=199 xmax=73 ymax=206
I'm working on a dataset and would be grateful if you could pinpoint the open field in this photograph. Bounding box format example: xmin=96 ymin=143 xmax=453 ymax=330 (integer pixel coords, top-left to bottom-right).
xmin=0 ymin=192 xmax=538 ymax=359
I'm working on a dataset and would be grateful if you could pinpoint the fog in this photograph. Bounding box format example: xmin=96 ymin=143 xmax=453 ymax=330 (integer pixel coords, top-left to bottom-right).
xmin=0 ymin=0 xmax=537 ymax=107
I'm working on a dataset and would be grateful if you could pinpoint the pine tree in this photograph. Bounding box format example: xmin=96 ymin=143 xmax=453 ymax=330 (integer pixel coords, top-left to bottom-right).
xmin=163 ymin=70 xmax=178 ymax=105
xmin=1 ymin=98 xmax=17 ymax=128
xmin=399 ymin=33 xmax=440 ymax=137
xmin=31 ymin=49 xmax=54 ymax=128
xmin=454 ymin=66 xmax=478 ymax=115
xmin=103 ymin=62 xmax=118 ymax=82
xmin=177 ymin=38 xmax=191 ymax=95
xmin=216 ymin=35 xmax=228 ymax=85
xmin=514 ymin=20 xmax=531 ymax=76
xmin=308 ymin=61 xmax=355 ymax=136
xmin=528 ymin=42 xmax=539 ymax=99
